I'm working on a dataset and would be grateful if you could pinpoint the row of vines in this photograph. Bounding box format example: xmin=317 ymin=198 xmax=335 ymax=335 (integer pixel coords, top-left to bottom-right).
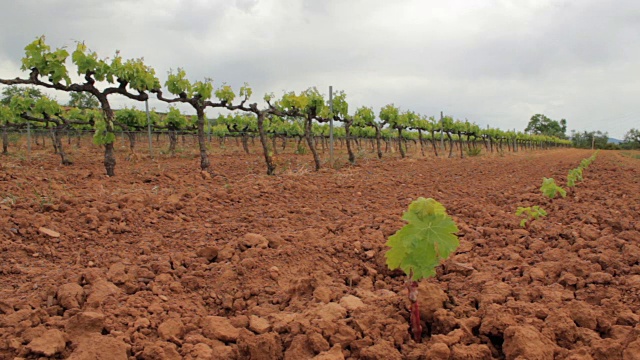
xmin=0 ymin=36 xmax=571 ymax=176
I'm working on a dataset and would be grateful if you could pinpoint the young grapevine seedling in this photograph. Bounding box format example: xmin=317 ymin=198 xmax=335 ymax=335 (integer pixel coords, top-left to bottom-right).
xmin=566 ymin=168 xmax=583 ymax=188
xmin=385 ymin=197 xmax=459 ymax=342
xmin=515 ymin=206 xmax=547 ymax=230
xmin=540 ymin=177 xmax=566 ymax=199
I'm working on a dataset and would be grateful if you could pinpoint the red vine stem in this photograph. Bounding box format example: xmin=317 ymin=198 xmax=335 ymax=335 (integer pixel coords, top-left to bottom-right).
xmin=407 ymin=271 xmax=422 ymax=342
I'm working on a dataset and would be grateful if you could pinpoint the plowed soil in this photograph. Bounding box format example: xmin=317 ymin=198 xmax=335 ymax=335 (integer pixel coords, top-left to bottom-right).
xmin=1 ymin=142 xmax=639 ymax=360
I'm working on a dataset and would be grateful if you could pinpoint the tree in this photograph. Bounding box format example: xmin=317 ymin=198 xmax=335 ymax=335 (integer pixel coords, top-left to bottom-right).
xmin=623 ymin=128 xmax=640 ymax=149
xmin=571 ymin=130 xmax=609 ymax=149
xmin=525 ymin=114 xmax=567 ymax=139
xmin=68 ymin=92 xmax=99 ymax=109
xmin=1 ymin=85 xmax=44 ymax=105
xmin=0 ymin=36 xmax=160 ymax=176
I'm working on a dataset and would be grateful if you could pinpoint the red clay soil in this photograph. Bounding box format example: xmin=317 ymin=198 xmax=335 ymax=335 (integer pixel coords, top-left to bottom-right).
xmin=0 ymin=143 xmax=639 ymax=360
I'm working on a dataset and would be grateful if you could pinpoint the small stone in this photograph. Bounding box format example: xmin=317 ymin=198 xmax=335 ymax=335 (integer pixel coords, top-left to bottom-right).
xmin=313 ymin=286 xmax=332 ymax=304
xmin=39 ymin=227 xmax=60 ymax=238
xmin=417 ymin=283 xmax=448 ymax=321
xmin=339 ymin=295 xmax=365 ymax=311
xmin=190 ymin=343 xmax=213 ymax=359
xmin=444 ymin=261 xmax=475 ymax=276
xmin=141 ymin=341 xmax=181 ymax=360
xmin=134 ymin=318 xmax=151 ymax=329
xmin=240 ymin=233 xmax=269 ymax=249
xmin=503 ymin=325 xmax=554 ymax=360
xmin=202 ymin=316 xmax=240 ymax=342
xmin=308 ymin=332 xmax=330 ymax=353
xmin=359 ymin=341 xmax=402 ymax=360
xmin=26 ymin=329 xmax=66 ymax=357
xmin=57 ymin=283 xmax=85 ymax=310
xmin=623 ymin=339 xmax=640 ymax=360
xmin=65 ymin=311 xmax=105 ymax=339
xmin=313 ymin=344 xmax=345 ymax=360
xmin=159 ymin=295 xmax=169 ymax=301
xmin=196 ymin=247 xmax=218 ymax=262
xmin=85 ymin=279 xmax=120 ymax=308
xmin=107 ymin=262 xmax=129 ymax=285
xmin=316 ymin=302 xmax=347 ymax=322
xmin=426 ymin=343 xmax=451 ymax=360
xmin=158 ymin=318 xmax=185 ymax=341
xmin=249 ymin=315 xmax=271 ymax=334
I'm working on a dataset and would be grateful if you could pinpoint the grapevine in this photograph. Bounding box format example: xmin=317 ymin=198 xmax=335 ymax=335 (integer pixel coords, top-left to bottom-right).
xmin=385 ymin=197 xmax=459 ymax=342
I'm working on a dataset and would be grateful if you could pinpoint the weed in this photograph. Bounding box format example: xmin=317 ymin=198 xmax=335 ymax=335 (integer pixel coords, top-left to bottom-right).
xmin=466 ymin=147 xmax=482 ymax=157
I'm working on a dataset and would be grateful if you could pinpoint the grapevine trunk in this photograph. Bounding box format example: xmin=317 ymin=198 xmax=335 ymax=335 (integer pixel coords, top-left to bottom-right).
xmin=2 ymin=126 xmax=8 ymax=154
xmin=257 ymin=113 xmax=275 ymax=175
xmin=345 ymin=121 xmax=355 ymax=164
xmin=304 ymin=117 xmax=321 ymax=171
xmin=195 ymin=110 xmax=210 ymax=171
xmin=104 ymin=142 xmax=116 ymax=176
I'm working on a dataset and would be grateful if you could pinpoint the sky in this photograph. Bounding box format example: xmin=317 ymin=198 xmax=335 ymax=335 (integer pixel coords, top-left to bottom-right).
xmin=0 ymin=0 xmax=638 ymax=139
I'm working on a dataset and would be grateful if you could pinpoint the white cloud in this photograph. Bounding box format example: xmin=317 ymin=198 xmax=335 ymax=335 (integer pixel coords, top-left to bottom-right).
xmin=0 ymin=0 xmax=638 ymax=138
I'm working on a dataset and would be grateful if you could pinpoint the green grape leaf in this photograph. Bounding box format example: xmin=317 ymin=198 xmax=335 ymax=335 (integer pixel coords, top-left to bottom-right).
xmin=540 ymin=177 xmax=566 ymax=199
xmin=93 ymin=119 xmax=116 ymax=145
xmin=516 ymin=206 xmax=547 ymax=228
xmin=385 ymin=197 xmax=459 ymax=281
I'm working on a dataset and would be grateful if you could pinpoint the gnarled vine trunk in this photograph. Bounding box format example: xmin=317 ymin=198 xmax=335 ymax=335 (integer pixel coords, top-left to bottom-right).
xmin=196 ymin=107 xmax=210 ymax=171
xmin=447 ymin=132 xmax=454 ymax=158
xmin=304 ymin=117 xmax=321 ymax=171
xmin=257 ymin=113 xmax=275 ymax=175
xmin=374 ymin=126 xmax=383 ymax=159
xmin=241 ymin=133 xmax=250 ymax=154
xmin=54 ymin=125 xmax=72 ymax=165
xmin=345 ymin=121 xmax=355 ymax=164
xmin=126 ymin=132 xmax=136 ymax=156
xmin=99 ymin=100 xmax=117 ymax=177
xmin=429 ymin=130 xmax=438 ymax=157
xmin=168 ymin=130 xmax=177 ymax=156
xmin=397 ymin=128 xmax=406 ymax=158
xmin=2 ymin=126 xmax=9 ymax=154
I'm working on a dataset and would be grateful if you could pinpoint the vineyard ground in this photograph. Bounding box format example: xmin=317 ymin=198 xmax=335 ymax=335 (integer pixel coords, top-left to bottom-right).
xmin=0 ymin=144 xmax=639 ymax=359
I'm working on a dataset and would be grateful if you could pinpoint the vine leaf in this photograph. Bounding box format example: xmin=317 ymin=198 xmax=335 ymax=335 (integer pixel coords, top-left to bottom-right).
xmin=385 ymin=197 xmax=459 ymax=281
xmin=540 ymin=177 xmax=567 ymax=199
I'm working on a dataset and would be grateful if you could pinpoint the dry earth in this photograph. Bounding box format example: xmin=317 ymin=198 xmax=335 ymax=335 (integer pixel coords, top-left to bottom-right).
xmin=0 ymin=142 xmax=639 ymax=359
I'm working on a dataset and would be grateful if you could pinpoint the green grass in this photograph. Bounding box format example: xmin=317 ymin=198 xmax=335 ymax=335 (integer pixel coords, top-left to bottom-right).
xmin=620 ymin=151 xmax=640 ymax=160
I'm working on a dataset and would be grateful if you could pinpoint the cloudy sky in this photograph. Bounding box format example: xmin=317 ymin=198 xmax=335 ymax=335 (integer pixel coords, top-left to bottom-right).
xmin=0 ymin=0 xmax=638 ymax=138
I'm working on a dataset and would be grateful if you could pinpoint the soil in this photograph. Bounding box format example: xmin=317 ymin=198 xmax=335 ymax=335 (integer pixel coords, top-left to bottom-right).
xmin=0 ymin=141 xmax=639 ymax=360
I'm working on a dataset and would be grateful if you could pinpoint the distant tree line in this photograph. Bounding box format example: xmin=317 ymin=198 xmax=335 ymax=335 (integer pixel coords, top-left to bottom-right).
xmin=525 ymin=114 xmax=639 ymax=150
